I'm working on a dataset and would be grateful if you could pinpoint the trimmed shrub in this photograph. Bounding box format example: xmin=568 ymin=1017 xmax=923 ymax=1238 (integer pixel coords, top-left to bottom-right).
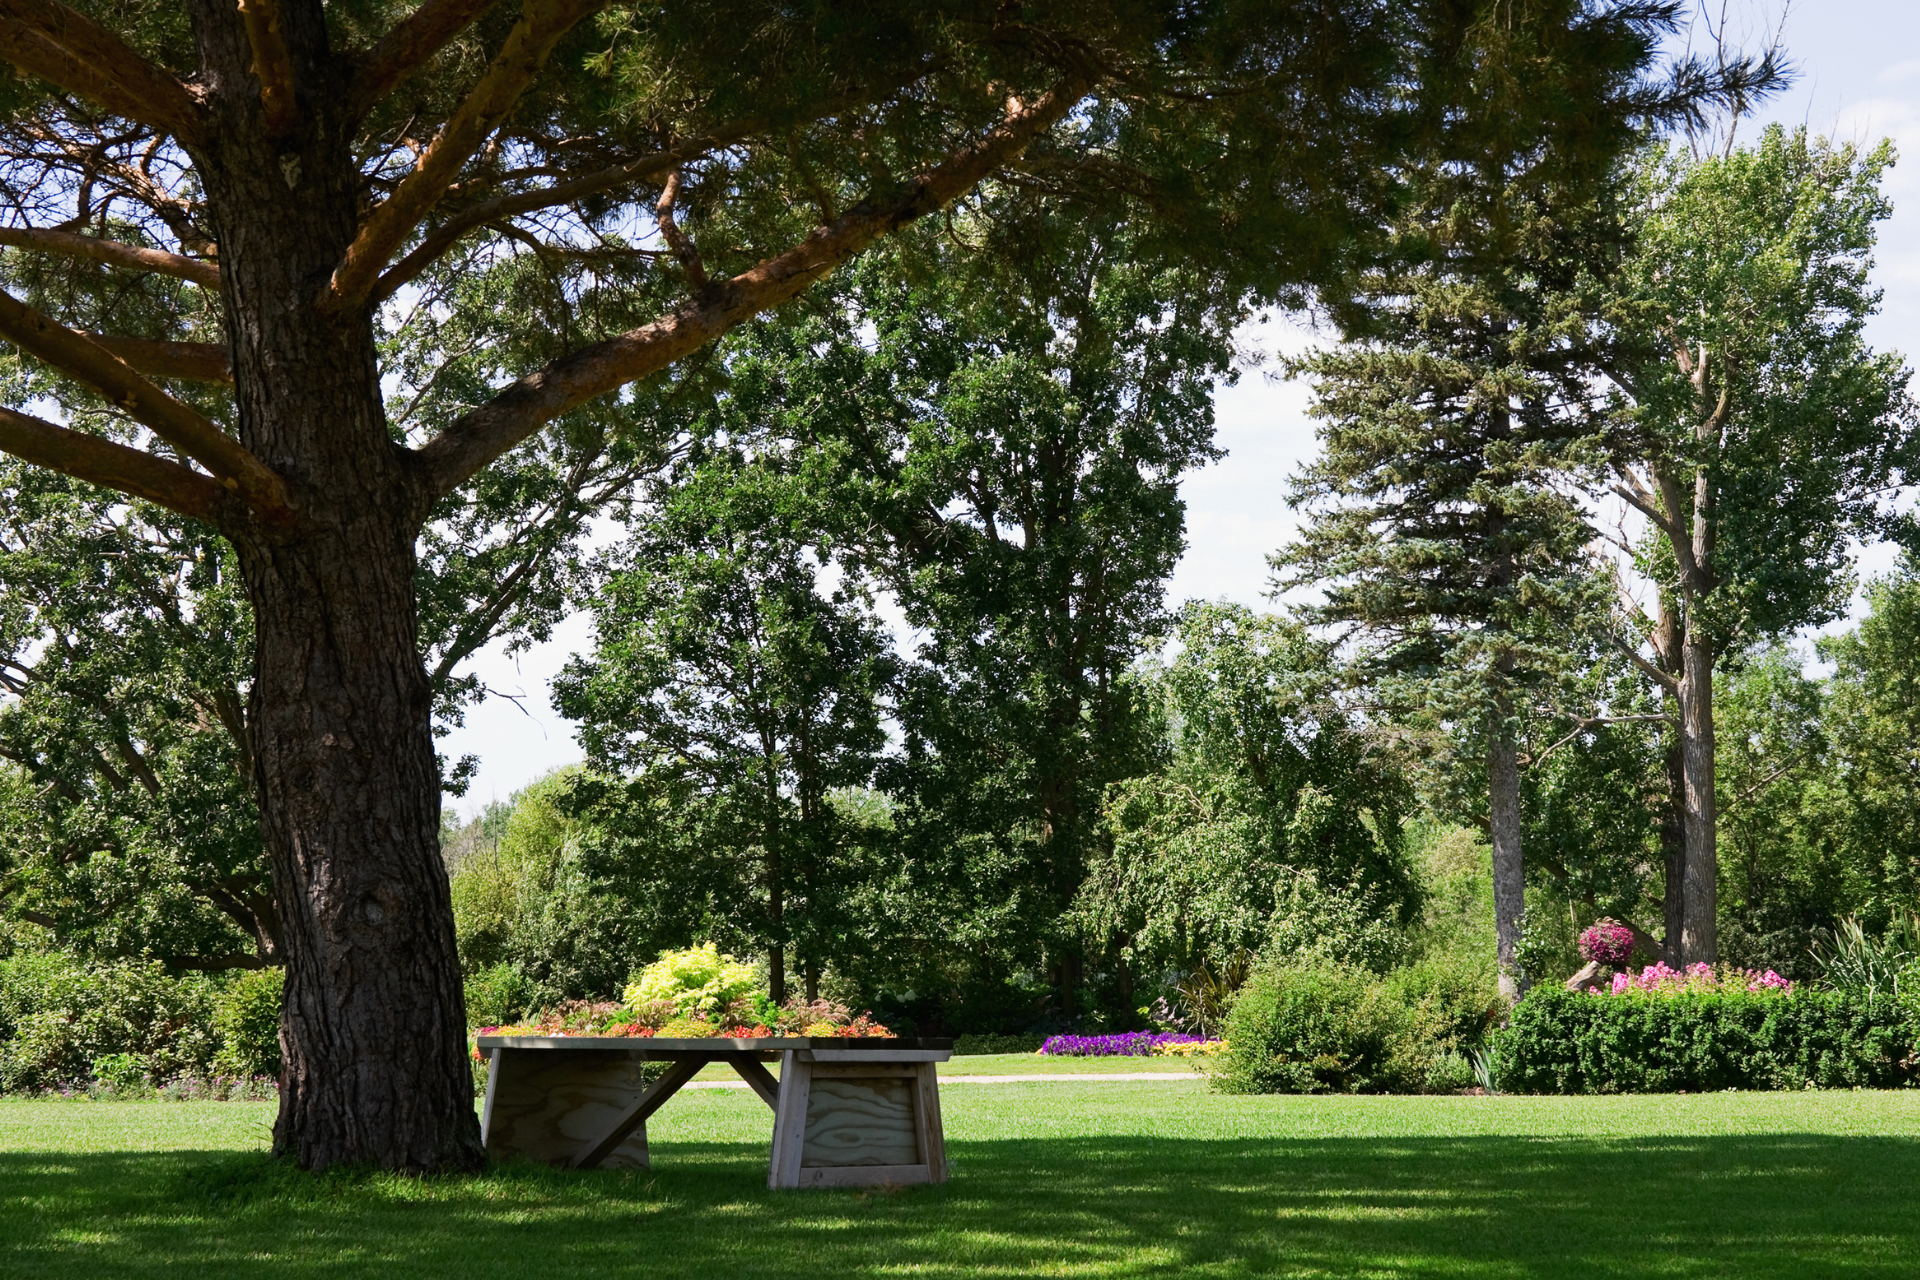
xmin=1496 ymin=988 xmax=1920 ymax=1093
xmin=464 ymin=961 xmax=536 ymax=1028
xmin=1214 ymin=959 xmax=1430 ymax=1094
xmin=212 ymin=968 xmax=284 ymax=1080
xmin=0 ymin=954 xmax=222 ymax=1090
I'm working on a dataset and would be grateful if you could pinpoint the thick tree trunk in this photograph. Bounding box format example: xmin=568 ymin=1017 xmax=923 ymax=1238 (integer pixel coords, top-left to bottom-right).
xmin=1677 ymin=619 xmax=1717 ymax=965
xmin=1660 ymin=730 xmax=1687 ymax=967
xmin=190 ymin=1 xmax=480 ymax=1170
xmin=1488 ymin=731 xmax=1526 ymax=1002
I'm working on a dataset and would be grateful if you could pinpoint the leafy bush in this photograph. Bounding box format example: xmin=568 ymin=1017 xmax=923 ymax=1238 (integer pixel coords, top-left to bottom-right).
xmin=212 ymin=968 xmax=283 ymax=1080
xmin=463 ymin=961 xmax=536 ymax=1028
xmin=623 ymin=943 xmax=762 ymax=1016
xmin=1813 ymin=914 xmax=1920 ymax=997
xmin=1496 ymin=988 xmax=1920 ymax=1093
xmin=1213 ymin=959 xmax=1431 ymax=1094
xmin=0 ymin=954 xmax=222 ymax=1090
xmin=952 ymin=1033 xmax=1045 ymax=1055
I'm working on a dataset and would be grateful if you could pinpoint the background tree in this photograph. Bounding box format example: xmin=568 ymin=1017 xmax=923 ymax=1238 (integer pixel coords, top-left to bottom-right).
xmin=1601 ymin=126 xmax=1917 ymax=963
xmin=1272 ymin=192 xmax=1617 ymax=1000
xmin=1076 ymin=603 xmax=1417 ymax=997
xmin=554 ymin=451 xmax=893 ymax=1005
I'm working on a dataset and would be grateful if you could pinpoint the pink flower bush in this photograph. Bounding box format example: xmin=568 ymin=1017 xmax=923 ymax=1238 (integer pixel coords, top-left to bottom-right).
xmin=1579 ymin=920 xmax=1637 ymax=967
xmin=1599 ymin=962 xmax=1794 ymax=997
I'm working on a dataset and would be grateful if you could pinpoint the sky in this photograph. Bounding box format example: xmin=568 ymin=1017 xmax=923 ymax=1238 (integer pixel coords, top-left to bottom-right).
xmin=440 ymin=0 xmax=1920 ymax=815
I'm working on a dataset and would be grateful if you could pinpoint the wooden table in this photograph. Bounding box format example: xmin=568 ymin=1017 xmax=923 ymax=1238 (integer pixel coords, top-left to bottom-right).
xmin=476 ymin=1035 xmax=953 ymax=1188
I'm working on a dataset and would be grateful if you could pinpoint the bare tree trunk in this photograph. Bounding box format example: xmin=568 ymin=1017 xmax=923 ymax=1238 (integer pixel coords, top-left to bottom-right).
xmin=1489 ymin=729 xmax=1526 ymax=1002
xmin=1661 ymin=731 xmax=1687 ymax=967
xmin=191 ymin=2 xmax=480 ymax=1170
xmin=1678 ymin=618 xmax=1717 ymax=964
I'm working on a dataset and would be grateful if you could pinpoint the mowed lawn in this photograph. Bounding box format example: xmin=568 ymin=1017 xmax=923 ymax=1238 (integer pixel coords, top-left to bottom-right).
xmin=4 ymin=1079 xmax=1920 ymax=1279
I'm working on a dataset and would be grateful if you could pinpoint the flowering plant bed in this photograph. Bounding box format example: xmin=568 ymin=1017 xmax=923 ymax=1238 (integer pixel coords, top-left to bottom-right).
xmin=469 ymin=997 xmax=892 ymax=1062
xmin=1038 ymin=1032 xmax=1222 ymax=1057
xmin=1592 ymin=963 xmax=1793 ymax=996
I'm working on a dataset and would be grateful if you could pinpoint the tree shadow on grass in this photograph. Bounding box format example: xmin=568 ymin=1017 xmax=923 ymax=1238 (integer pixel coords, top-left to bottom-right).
xmin=3 ymin=1132 xmax=1918 ymax=1279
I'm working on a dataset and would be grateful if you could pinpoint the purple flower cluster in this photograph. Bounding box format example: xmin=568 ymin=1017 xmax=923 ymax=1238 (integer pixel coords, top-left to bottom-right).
xmin=1038 ymin=1031 xmax=1209 ymax=1057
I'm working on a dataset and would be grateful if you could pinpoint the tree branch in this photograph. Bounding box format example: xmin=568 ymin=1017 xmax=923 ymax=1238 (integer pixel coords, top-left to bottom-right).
xmin=348 ymin=0 xmax=504 ymax=119
xmin=0 ymin=287 xmax=288 ymax=519
xmin=89 ymin=334 xmax=231 ymax=385
xmin=0 ymin=224 xmax=221 ymax=287
xmin=0 ymin=1 xmax=203 ymax=143
xmin=1614 ymin=639 xmax=1680 ymax=695
xmin=1610 ymin=476 xmax=1677 ymax=540
xmin=653 ymin=169 xmax=709 ymax=295
xmin=326 ymin=0 xmax=604 ymax=313
xmin=235 ymin=0 xmax=298 ymax=136
xmin=373 ymin=122 xmax=757 ymax=301
xmin=0 ymin=403 xmax=227 ymax=523
xmin=410 ymin=74 xmax=1091 ymax=504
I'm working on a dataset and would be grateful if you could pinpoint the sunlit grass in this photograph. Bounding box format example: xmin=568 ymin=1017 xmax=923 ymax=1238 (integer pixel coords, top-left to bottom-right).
xmin=3 ymin=1085 xmax=1919 ymax=1277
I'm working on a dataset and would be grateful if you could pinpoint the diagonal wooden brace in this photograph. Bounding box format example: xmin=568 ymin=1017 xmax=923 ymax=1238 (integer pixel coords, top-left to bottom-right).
xmin=724 ymin=1053 xmax=780 ymax=1109
xmin=571 ymin=1056 xmax=705 ymax=1169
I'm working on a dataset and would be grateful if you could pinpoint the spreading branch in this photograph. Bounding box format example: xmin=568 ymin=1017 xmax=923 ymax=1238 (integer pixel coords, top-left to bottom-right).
xmin=89 ymin=334 xmax=232 ymax=384
xmin=374 ymin=122 xmax=757 ymax=301
xmin=327 ymin=0 xmax=605 ymax=313
xmin=0 ymin=225 xmax=221 ymax=287
xmin=348 ymin=0 xmax=504 ymax=119
xmin=1615 ymin=639 xmax=1681 ymax=694
xmin=0 ymin=403 xmax=227 ymax=522
xmin=410 ymin=74 xmax=1092 ymax=504
xmin=0 ymin=1 xmax=203 ymax=143
xmin=235 ymin=0 xmax=298 ymax=136
xmin=653 ymin=169 xmax=709 ymax=295
xmin=0 ymin=287 xmax=288 ymax=519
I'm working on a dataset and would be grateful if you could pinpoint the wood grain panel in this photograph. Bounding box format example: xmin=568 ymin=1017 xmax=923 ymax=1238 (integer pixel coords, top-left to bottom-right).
xmin=482 ymin=1047 xmax=653 ymax=1168
xmin=801 ymin=1076 xmax=920 ymax=1168
xmin=796 ymin=1163 xmax=934 ymax=1188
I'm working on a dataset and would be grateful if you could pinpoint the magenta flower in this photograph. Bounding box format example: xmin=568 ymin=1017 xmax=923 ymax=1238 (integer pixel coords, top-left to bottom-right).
xmin=1579 ymin=920 xmax=1636 ymax=967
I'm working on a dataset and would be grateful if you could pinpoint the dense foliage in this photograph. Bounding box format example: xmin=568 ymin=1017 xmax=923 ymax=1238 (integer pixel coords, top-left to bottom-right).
xmin=1497 ymin=986 xmax=1920 ymax=1093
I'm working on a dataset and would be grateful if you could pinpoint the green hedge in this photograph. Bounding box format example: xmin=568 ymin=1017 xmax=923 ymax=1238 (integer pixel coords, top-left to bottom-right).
xmin=1495 ymin=989 xmax=1920 ymax=1094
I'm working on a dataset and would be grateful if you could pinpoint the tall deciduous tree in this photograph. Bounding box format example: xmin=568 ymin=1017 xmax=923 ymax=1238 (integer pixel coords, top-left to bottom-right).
xmin=1602 ymin=127 xmax=1917 ymax=963
xmin=554 ymin=452 xmax=894 ymax=1006
xmin=0 ymin=0 xmax=1745 ymax=1168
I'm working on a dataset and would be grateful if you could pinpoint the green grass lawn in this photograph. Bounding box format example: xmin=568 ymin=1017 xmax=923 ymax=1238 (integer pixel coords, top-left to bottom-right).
xmin=5 ymin=1083 xmax=1920 ymax=1278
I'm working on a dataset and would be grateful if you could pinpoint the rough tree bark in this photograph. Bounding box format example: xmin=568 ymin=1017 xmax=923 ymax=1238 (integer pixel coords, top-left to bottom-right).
xmin=187 ymin=1 xmax=482 ymax=1169
xmin=1488 ymin=723 xmax=1526 ymax=1002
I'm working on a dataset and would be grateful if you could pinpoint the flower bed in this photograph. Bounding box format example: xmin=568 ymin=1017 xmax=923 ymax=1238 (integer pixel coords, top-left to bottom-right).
xmin=1597 ymin=962 xmax=1793 ymax=996
xmin=469 ymin=995 xmax=892 ymax=1062
xmin=1037 ymin=1031 xmax=1219 ymax=1057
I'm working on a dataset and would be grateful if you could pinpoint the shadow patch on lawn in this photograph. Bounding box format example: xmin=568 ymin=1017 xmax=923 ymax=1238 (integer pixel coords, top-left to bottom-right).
xmin=2 ymin=1133 xmax=1918 ymax=1279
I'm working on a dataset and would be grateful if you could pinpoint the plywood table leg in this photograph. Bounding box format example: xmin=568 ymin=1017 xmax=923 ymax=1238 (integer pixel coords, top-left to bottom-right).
xmin=768 ymin=1050 xmax=812 ymax=1189
xmin=913 ymin=1061 xmax=947 ymax=1183
xmin=573 ymin=1056 xmax=706 ymax=1169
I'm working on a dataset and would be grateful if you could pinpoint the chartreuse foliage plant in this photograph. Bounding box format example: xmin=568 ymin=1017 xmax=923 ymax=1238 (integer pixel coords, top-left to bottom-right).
xmin=8 ymin=1085 xmax=1920 ymax=1278
xmin=623 ymin=944 xmax=763 ymax=1018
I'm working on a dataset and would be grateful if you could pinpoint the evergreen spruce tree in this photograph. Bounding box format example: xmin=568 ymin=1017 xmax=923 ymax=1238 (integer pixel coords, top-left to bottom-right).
xmin=1271 ymin=19 xmax=1654 ymax=995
